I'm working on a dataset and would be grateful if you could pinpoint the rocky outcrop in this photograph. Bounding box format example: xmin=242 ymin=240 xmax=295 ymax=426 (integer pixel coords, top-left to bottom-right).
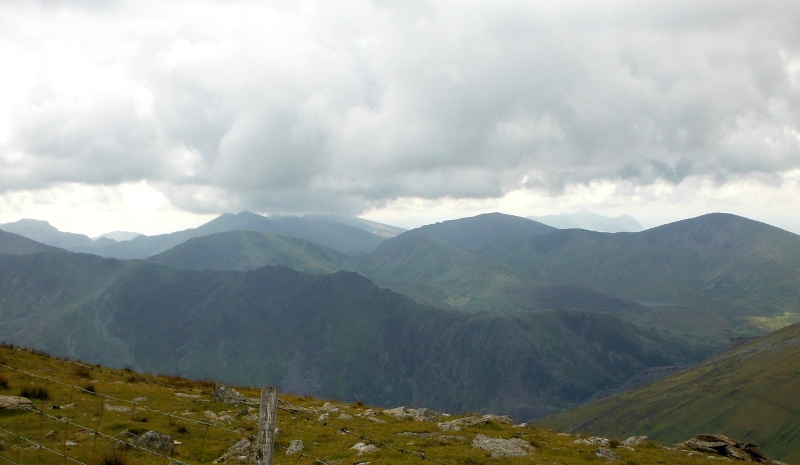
xmin=133 ymin=430 xmax=175 ymax=455
xmin=682 ymin=434 xmax=784 ymax=464
xmin=285 ymin=440 xmax=304 ymax=456
xmin=214 ymin=438 xmax=253 ymax=463
xmin=0 ymin=396 xmax=33 ymax=409
xmin=438 ymin=414 xmax=513 ymax=431
xmin=621 ymin=436 xmax=648 ymax=447
xmin=573 ymin=436 xmax=609 ymax=446
xmin=383 ymin=406 xmax=439 ymax=422
xmin=211 ymin=384 xmax=246 ymax=406
xmin=471 ymin=434 xmax=537 ymax=458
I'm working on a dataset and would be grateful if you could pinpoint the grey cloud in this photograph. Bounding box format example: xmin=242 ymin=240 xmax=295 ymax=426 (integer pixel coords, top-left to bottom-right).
xmin=1 ymin=0 xmax=799 ymax=215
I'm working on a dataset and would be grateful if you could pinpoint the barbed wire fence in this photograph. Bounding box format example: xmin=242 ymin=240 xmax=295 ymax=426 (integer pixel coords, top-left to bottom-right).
xmin=0 ymin=351 xmax=453 ymax=465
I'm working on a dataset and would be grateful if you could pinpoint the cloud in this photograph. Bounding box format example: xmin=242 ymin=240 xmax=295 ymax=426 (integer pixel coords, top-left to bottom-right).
xmin=1 ymin=0 xmax=799 ymax=216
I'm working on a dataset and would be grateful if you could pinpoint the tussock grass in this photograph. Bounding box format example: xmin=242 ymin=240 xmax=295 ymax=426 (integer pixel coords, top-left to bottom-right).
xmin=101 ymin=449 xmax=128 ymax=465
xmin=19 ymin=385 xmax=50 ymax=400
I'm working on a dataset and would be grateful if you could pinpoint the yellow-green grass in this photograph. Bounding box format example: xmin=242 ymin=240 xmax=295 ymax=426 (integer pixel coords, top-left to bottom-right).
xmin=0 ymin=345 xmax=728 ymax=465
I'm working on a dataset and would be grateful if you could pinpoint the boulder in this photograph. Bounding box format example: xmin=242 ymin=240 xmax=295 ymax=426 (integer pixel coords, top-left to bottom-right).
xmin=351 ymin=442 xmax=379 ymax=455
xmin=134 ymin=430 xmax=175 ymax=455
xmin=211 ymin=384 xmax=245 ymax=406
xmin=0 ymin=396 xmax=33 ymax=410
xmin=621 ymin=436 xmax=648 ymax=447
xmin=471 ymin=434 xmax=537 ymax=458
xmin=285 ymin=439 xmax=304 ymax=456
xmin=317 ymin=402 xmax=340 ymax=413
xmin=595 ymin=447 xmax=621 ymax=461
xmin=481 ymin=414 xmax=513 ymax=425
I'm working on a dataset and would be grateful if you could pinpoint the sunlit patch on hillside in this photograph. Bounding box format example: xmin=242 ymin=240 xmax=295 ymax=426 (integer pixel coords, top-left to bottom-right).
xmin=746 ymin=312 xmax=800 ymax=332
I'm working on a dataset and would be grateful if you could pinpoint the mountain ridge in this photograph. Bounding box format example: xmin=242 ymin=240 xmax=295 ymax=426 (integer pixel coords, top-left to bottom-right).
xmin=0 ymin=249 xmax=710 ymax=420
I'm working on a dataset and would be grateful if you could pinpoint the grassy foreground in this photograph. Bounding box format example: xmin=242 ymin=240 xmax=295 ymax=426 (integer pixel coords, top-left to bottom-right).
xmin=0 ymin=345 xmax=729 ymax=465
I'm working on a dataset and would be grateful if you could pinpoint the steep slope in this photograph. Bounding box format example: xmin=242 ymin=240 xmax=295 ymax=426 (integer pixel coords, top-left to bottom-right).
xmin=0 ymin=251 xmax=708 ymax=420
xmin=147 ymin=230 xmax=350 ymax=273
xmin=538 ymin=321 xmax=800 ymax=464
xmin=0 ymin=230 xmax=64 ymax=255
xmin=394 ymin=212 xmax=555 ymax=250
xmin=356 ymin=235 xmax=521 ymax=310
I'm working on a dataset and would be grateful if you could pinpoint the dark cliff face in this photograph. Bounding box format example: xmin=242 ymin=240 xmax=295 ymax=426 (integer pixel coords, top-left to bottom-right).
xmin=0 ymin=252 xmax=707 ymax=421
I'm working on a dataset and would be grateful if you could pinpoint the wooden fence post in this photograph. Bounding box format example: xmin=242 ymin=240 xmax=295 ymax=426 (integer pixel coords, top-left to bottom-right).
xmin=256 ymin=387 xmax=278 ymax=465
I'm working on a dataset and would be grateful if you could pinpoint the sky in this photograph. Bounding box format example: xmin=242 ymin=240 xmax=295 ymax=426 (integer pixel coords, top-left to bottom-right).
xmin=1 ymin=0 xmax=799 ymax=236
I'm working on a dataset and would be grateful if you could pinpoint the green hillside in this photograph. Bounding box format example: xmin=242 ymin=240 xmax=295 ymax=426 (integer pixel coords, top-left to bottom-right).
xmin=142 ymin=212 xmax=800 ymax=345
xmin=147 ymin=230 xmax=351 ymax=273
xmin=475 ymin=213 xmax=800 ymax=339
xmin=537 ymin=321 xmax=800 ymax=464
xmin=0 ymin=345 xmax=741 ymax=465
xmin=0 ymin=251 xmax=709 ymax=420
xmin=355 ymin=235 xmax=521 ymax=310
xmin=394 ymin=212 xmax=555 ymax=249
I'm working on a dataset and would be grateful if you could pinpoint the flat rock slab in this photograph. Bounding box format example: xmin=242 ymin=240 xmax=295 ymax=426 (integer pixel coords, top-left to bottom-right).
xmin=683 ymin=434 xmax=781 ymax=464
xmin=472 ymin=434 xmax=537 ymax=458
xmin=0 ymin=396 xmax=33 ymax=409
xmin=351 ymin=442 xmax=379 ymax=455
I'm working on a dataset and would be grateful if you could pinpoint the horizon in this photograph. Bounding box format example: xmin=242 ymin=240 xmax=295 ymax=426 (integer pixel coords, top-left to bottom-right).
xmin=2 ymin=208 xmax=797 ymax=239
xmin=1 ymin=1 xmax=799 ymax=237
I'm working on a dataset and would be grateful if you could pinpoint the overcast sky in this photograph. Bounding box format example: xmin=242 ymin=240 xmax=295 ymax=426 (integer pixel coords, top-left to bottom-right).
xmin=1 ymin=0 xmax=799 ymax=236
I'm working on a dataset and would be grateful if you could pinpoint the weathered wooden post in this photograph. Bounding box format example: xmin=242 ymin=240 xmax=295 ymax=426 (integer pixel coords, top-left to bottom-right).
xmin=255 ymin=387 xmax=278 ymax=465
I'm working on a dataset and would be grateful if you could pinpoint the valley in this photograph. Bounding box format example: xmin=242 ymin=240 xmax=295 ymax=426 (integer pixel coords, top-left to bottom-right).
xmin=1 ymin=211 xmax=800 ymax=463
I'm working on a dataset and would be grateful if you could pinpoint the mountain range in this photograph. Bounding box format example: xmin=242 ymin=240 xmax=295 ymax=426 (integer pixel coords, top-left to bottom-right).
xmin=0 ymin=212 xmax=397 ymax=258
xmin=1 ymin=210 xmax=800 ymax=428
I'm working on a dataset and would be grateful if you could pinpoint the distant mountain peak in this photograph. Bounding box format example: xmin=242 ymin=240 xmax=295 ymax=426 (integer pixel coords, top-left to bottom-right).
xmin=394 ymin=212 xmax=555 ymax=250
xmin=529 ymin=210 xmax=644 ymax=233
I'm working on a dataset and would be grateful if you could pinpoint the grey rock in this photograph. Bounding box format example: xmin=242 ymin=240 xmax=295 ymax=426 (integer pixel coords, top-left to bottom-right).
xmin=134 ymin=430 xmax=175 ymax=455
xmin=383 ymin=406 xmax=440 ymax=422
xmin=351 ymin=442 xmax=379 ymax=455
xmin=574 ymin=437 xmax=610 ymax=446
xmin=471 ymin=434 xmax=536 ymax=458
xmin=621 ymin=436 xmax=648 ymax=447
xmin=595 ymin=447 xmax=621 ymax=461
xmin=683 ymin=434 xmax=780 ymax=464
xmin=285 ymin=439 xmax=304 ymax=456
xmin=213 ymin=438 xmax=253 ymax=463
xmin=0 ymin=396 xmax=33 ymax=410
xmin=211 ymin=384 xmax=245 ymax=406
